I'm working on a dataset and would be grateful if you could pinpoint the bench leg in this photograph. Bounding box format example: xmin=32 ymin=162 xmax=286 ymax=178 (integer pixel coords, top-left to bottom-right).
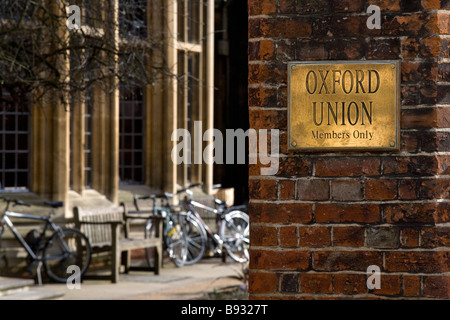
xmin=122 ymin=251 xmax=130 ymax=274
xmin=111 ymin=223 xmax=120 ymax=283
xmin=154 ymin=245 xmax=161 ymax=275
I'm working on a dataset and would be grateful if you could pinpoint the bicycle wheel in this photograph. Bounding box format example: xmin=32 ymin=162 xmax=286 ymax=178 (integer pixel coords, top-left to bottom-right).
xmin=166 ymin=213 xmax=188 ymax=267
xmin=43 ymin=228 xmax=92 ymax=283
xmin=144 ymin=219 xmax=156 ymax=269
xmin=183 ymin=212 xmax=207 ymax=265
xmin=220 ymin=210 xmax=249 ymax=263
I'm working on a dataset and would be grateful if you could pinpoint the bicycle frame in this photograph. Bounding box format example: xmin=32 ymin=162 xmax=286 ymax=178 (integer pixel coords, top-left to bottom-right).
xmin=183 ymin=200 xmax=224 ymax=247
xmin=0 ymin=211 xmax=68 ymax=262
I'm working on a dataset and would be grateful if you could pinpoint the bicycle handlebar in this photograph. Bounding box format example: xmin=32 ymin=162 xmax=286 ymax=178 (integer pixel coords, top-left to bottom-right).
xmin=0 ymin=197 xmax=31 ymax=208
xmin=133 ymin=183 xmax=204 ymax=210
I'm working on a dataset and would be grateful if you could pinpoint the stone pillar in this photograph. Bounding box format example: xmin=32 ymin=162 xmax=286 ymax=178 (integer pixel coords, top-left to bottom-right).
xmin=162 ymin=0 xmax=178 ymax=194
xmin=30 ymin=0 xmax=70 ymax=209
xmin=248 ymin=0 xmax=450 ymax=299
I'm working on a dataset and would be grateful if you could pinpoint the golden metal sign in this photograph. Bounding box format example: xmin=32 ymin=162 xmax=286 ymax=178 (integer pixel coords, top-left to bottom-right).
xmin=288 ymin=60 xmax=400 ymax=151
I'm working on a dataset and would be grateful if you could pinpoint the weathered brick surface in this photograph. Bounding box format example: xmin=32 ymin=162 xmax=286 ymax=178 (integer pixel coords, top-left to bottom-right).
xmin=248 ymin=0 xmax=450 ymax=299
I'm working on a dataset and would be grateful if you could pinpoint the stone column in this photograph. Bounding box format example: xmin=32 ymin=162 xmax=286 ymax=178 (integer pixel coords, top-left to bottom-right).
xmin=31 ymin=0 xmax=70 ymax=210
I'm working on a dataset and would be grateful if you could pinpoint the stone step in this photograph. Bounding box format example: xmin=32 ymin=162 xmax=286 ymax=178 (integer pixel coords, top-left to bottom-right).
xmin=0 ymin=277 xmax=35 ymax=297
xmin=0 ymin=287 xmax=65 ymax=300
xmin=0 ymin=277 xmax=65 ymax=300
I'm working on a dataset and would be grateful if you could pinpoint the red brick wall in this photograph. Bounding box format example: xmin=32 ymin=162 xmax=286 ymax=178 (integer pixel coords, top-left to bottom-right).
xmin=248 ymin=0 xmax=450 ymax=299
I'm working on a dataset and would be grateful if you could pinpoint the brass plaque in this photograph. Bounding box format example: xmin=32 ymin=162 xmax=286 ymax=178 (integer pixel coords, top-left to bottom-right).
xmin=288 ymin=60 xmax=400 ymax=151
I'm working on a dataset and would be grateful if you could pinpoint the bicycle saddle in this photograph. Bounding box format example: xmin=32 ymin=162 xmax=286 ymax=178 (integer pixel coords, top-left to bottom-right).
xmin=214 ymin=199 xmax=228 ymax=206
xmin=44 ymin=201 xmax=64 ymax=208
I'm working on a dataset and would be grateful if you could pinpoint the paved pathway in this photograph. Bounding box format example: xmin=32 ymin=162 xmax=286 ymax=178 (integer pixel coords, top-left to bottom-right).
xmin=40 ymin=258 xmax=247 ymax=300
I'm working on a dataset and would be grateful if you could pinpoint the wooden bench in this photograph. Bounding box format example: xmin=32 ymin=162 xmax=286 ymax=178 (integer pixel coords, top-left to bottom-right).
xmin=73 ymin=202 xmax=163 ymax=283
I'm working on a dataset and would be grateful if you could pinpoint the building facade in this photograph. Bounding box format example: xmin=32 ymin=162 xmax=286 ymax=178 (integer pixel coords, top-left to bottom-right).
xmin=0 ymin=0 xmax=219 ymax=217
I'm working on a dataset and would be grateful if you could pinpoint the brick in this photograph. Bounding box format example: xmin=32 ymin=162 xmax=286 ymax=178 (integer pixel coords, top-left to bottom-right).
xmin=248 ymin=87 xmax=277 ymax=108
xmin=313 ymin=251 xmax=383 ymax=272
xmin=423 ymin=276 xmax=450 ymax=298
xmin=438 ymin=62 xmax=450 ymax=82
xmin=403 ymin=275 xmax=421 ymax=297
xmin=398 ymin=180 xmax=417 ymax=199
xmin=248 ymin=63 xmax=286 ymax=85
xmin=438 ymin=84 xmax=450 ymax=104
xmin=369 ymin=0 xmax=401 ymax=10
xmin=250 ymin=249 xmax=310 ymax=270
xmin=421 ymin=0 xmax=442 ymax=9
xmin=382 ymin=156 xmax=440 ymax=176
xmin=248 ymin=17 xmax=312 ymax=39
xmin=334 ymin=273 xmax=367 ymax=295
xmin=384 ymin=203 xmax=443 ymax=223
xmin=249 ymin=109 xmax=287 ymax=130
xmin=248 ymin=272 xmax=278 ymax=294
xmin=419 ymin=178 xmax=450 ymax=199
xmin=279 ymin=0 xmax=296 ymax=13
xmin=249 ymin=179 xmax=277 ymax=200
xmin=365 ymin=179 xmax=397 ymax=200
xmin=315 ymin=157 xmax=380 ymax=177
xmin=372 ymin=275 xmax=402 ymax=296
xmin=401 ymin=0 xmax=424 ymax=11
xmin=296 ymin=40 xmax=329 ymax=60
xmin=420 ymin=37 xmax=447 ymax=58
xmin=438 ymin=12 xmax=450 ymax=34
xmin=248 ymin=0 xmax=277 ymax=16
xmin=277 ymin=40 xmax=296 ymax=62
xmin=383 ymin=14 xmax=426 ymax=36
xmin=299 ymin=227 xmax=331 ymax=247
xmin=248 ymin=40 xmax=275 ymax=61
xmin=400 ymin=132 xmax=419 ymax=153
xmin=296 ymin=0 xmax=331 ymax=14
xmin=400 ymin=228 xmax=420 ymax=247
xmin=331 ymin=0 xmax=364 ymax=12
xmin=416 ymin=132 xmax=450 ymax=153
xmin=296 ymin=179 xmax=329 ymax=201
xmin=333 ymin=226 xmax=365 ymax=247
xmin=367 ymin=38 xmax=401 ymax=59
xmin=315 ymin=204 xmax=381 ymax=223
xmin=366 ymin=227 xmax=400 ymax=249
xmin=277 ymin=157 xmax=312 ymax=177
xmin=249 ymin=202 xmax=313 ymax=224
xmin=421 ymin=227 xmax=450 ymax=247
xmin=419 ymin=83 xmax=438 ymax=105
xmin=300 ymin=273 xmax=333 ymax=294
xmin=385 ymin=251 xmax=450 ymax=273
xmin=401 ymin=62 xmax=439 ymax=84
xmin=280 ymin=273 xmax=299 ymax=293
xmin=312 ymin=16 xmax=363 ymax=38
xmin=328 ymin=39 xmax=366 ymax=60
xmin=280 ymin=226 xmax=298 ymax=247
xmin=279 ymin=180 xmax=295 ymax=200
xmin=401 ymin=85 xmax=420 ymax=105
xmin=402 ymin=38 xmax=420 ymax=60
xmin=250 ymin=225 xmax=278 ymax=246
xmin=331 ymin=180 xmax=363 ymax=201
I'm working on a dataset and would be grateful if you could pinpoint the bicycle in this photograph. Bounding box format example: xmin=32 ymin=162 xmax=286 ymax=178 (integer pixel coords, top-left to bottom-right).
xmin=0 ymin=198 xmax=92 ymax=285
xmin=178 ymin=183 xmax=250 ymax=265
xmin=133 ymin=193 xmax=199 ymax=268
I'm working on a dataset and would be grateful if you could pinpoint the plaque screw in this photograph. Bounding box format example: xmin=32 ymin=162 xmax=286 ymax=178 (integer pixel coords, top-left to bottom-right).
xmin=390 ymin=141 xmax=395 ymax=147
xmin=391 ymin=64 xmax=395 ymax=69
xmin=291 ymin=141 xmax=297 ymax=147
